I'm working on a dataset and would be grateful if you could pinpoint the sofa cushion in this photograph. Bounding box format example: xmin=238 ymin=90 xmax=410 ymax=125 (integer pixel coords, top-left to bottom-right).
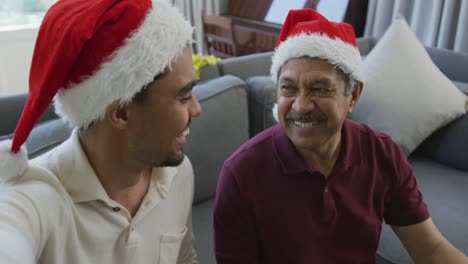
xmin=0 ymin=93 xmax=58 ymax=136
xmin=453 ymin=80 xmax=468 ymax=94
xmin=426 ymin=47 xmax=468 ymax=83
xmin=245 ymin=76 xmax=278 ymax=137
xmin=218 ymin=52 xmax=273 ymax=80
xmin=192 ymin=199 xmax=216 ymax=264
xmin=0 ymin=118 xmax=72 ymax=159
xmin=198 ymin=64 xmax=221 ymax=82
xmin=377 ymin=157 xmax=468 ymax=263
xmin=349 ymin=16 xmax=468 ymax=155
xmin=185 ymin=75 xmax=250 ymax=205
xmin=26 ymin=119 xmax=72 ymax=158
xmin=415 ymin=111 xmax=468 ymax=171
xmin=356 ymin=37 xmax=377 ymax=57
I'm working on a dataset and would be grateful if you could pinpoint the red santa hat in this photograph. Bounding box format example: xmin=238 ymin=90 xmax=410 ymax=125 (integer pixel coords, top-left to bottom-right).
xmin=270 ymin=8 xmax=363 ymax=82
xmin=0 ymin=0 xmax=193 ymax=182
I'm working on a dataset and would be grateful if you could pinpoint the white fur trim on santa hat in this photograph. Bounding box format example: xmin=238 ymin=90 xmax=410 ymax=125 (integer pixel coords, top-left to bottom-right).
xmin=271 ymin=33 xmax=363 ymax=83
xmin=0 ymin=140 xmax=28 ymax=183
xmin=272 ymin=103 xmax=279 ymax=122
xmin=54 ymin=0 xmax=194 ymax=128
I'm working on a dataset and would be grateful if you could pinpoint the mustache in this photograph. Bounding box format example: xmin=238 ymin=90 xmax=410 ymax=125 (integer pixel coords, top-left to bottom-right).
xmin=285 ymin=111 xmax=326 ymax=122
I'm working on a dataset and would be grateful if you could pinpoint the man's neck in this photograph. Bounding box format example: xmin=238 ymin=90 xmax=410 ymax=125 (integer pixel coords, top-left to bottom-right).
xmin=297 ymin=133 xmax=342 ymax=178
xmin=78 ymin=129 xmax=152 ymax=217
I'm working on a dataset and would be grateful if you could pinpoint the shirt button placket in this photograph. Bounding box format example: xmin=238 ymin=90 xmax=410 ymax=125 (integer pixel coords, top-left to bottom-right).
xmin=127 ymin=224 xmax=139 ymax=245
xmin=321 ymin=184 xmax=333 ymax=222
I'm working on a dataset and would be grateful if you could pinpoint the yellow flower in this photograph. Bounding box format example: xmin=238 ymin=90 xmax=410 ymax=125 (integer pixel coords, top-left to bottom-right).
xmin=192 ymin=54 xmax=221 ymax=79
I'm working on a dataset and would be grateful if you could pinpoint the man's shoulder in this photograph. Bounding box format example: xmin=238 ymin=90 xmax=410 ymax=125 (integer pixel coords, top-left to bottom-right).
xmin=346 ymin=119 xmax=397 ymax=144
xmin=2 ymin=139 xmax=71 ymax=201
xmin=345 ymin=119 xmax=405 ymax=159
xmin=226 ymin=125 xmax=276 ymax=165
xmin=1 ymin=161 xmax=68 ymax=211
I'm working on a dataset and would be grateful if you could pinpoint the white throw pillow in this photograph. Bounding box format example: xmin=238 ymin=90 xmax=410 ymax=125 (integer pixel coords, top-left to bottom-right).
xmin=349 ymin=16 xmax=468 ymax=155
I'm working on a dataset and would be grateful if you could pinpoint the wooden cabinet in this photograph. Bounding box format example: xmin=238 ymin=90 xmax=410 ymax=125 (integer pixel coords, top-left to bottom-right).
xmin=203 ymin=0 xmax=367 ymax=57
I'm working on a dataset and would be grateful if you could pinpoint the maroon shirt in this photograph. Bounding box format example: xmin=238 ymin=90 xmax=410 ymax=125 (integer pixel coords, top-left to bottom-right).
xmin=214 ymin=120 xmax=429 ymax=264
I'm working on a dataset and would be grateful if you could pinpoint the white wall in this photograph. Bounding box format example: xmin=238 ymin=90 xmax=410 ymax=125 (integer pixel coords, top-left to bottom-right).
xmin=0 ymin=26 xmax=38 ymax=96
xmin=0 ymin=0 xmax=228 ymax=96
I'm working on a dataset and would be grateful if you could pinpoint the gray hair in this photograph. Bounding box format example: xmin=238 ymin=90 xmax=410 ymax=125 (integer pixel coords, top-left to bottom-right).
xmin=335 ymin=67 xmax=357 ymax=96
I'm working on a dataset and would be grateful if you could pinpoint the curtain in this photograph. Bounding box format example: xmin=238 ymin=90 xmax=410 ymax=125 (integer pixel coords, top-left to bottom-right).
xmin=364 ymin=0 xmax=468 ymax=53
xmin=174 ymin=0 xmax=226 ymax=54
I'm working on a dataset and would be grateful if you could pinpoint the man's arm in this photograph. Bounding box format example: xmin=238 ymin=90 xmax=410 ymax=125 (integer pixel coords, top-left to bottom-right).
xmin=0 ymin=185 xmax=43 ymax=263
xmin=383 ymin=141 xmax=467 ymax=263
xmin=392 ymin=218 xmax=468 ymax=263
xmin=213 ymin=163 xmax=258 ymax=264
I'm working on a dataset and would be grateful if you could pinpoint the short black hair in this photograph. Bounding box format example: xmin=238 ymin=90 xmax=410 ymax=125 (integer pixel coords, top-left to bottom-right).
xmin=132 ymin=67 xmax=170 ymax=103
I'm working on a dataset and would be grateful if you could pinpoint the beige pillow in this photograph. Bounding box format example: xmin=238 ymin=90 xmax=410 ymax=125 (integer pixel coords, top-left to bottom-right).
xmin=349 ymin=16 xmax=468 ymax=155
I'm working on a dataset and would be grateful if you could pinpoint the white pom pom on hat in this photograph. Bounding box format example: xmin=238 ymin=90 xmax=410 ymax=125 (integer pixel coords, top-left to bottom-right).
xmin=0 ymin=140 xmax=28 ymax=183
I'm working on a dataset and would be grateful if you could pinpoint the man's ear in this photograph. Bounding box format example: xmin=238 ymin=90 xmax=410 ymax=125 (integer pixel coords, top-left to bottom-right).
xmin=348 ymin=81 xmax=363 ymax=114
xmin=105 ymin=101 xmax=129 ymax=129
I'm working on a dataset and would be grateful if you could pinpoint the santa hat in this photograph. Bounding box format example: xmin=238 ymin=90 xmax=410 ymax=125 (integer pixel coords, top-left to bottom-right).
xmin=270 ymin=8 xmax=363 ymax=82
xmin=0 ymin=0 xmax=193 ymax=182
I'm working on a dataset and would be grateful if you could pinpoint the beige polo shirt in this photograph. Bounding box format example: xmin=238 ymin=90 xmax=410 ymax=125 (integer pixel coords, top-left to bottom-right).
xmin=0 ymin=130 xmax=197 ymax=264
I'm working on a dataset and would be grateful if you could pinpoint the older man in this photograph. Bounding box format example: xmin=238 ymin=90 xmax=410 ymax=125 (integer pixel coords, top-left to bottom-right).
xmin=213 ymin=8 xmax=467 ymax=264
xmin=0 ymin=0 xmax=201 ymax=263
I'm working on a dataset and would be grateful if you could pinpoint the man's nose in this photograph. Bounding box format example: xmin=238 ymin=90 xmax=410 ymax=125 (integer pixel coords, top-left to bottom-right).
xmin=291 ymin=93 xmax=315 ymax=114
xmin=190 ymin=95 xmax=202 ymax=117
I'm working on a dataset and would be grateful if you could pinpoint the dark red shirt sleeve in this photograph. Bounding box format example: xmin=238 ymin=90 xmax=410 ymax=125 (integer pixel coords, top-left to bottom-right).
xmin=213 ymin=162 xmax=259 ymax=264
xmin=384 ymin=145 xmax=430 ymax=226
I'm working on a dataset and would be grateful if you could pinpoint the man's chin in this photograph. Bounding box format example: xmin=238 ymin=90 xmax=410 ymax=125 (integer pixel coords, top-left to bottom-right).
xmin=159 ymin=152 xmax=185 ymax=167
xmin=288 ymin=134 xmax=323 ymax=150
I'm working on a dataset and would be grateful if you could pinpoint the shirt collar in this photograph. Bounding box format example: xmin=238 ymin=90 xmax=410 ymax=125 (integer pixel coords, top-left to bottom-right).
xmin=151 ymin=166 xmax=178 ymax=200
xmin=272 ymin=121 xmax=354 ymax=175
xmin=272 ymin=125 xmax=309 ymax=175
xmin=56 ymin=129 xmax=177 ymax=204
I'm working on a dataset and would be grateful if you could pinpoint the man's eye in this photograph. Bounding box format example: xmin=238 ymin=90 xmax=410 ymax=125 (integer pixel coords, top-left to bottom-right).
xmin=312 ymin=87 xmax=333 ymax=96
xmin=313 ymin=87 xmax=326 ymax=92
xmin=280 ymin=86 xmax=295 ymax=97
xmin=180 ymin=94 xmax=192 ymax=103
xmin=281 ymin=85 xmax=295 ymax=93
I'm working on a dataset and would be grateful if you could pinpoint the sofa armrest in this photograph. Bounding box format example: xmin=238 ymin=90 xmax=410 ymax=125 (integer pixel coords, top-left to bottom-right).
xmin=245 ymin=76 xmax=278 ymax=137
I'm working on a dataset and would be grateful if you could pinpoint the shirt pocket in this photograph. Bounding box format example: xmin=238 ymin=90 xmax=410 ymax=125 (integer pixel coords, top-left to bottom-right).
xmin=158 ymin=226 xmax=188 ymax=264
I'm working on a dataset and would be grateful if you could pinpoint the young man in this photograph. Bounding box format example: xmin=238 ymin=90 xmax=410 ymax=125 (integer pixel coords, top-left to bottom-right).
xmin=0 ymin=0 xmax=201 ymax=263
xmin=214 ymin=8 xmax=467 ymax=264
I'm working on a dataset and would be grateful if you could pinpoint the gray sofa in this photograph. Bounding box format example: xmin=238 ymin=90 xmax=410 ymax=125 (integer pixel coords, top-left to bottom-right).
xmin=1 ymin=37 xmax=467 ymax=264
